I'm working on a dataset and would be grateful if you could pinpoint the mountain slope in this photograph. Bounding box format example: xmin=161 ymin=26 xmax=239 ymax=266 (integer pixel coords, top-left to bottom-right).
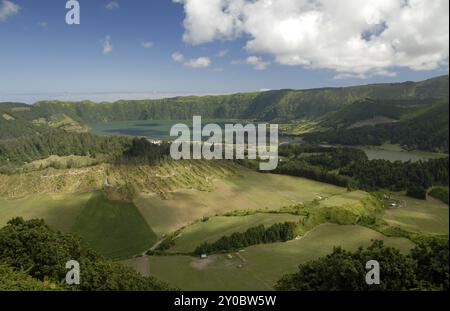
xmin=3 ymin=75 xmax=448 ymax=123
xmin=305 ymin=100 xmax=449 ymax=152
xmin=321 ymin=99 xmax=405 ymax=129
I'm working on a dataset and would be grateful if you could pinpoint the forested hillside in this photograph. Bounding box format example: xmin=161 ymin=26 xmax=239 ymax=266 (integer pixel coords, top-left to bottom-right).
xmin=1 ymin=75 xmax=448 ymax=155
xmin=305 ymin=100 xmax=449 ymax=152
xmin=1 ymin=75 xmax=447 ymax=123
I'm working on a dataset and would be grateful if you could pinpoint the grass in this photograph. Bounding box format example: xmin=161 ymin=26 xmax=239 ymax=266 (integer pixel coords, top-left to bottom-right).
xmin=168 ymin=213 xmax=303 ymax=253
xmin=134 ymin=169 xmax=345 ymax=236
xmin=279 ymin=118 xmax=324 ymax=135
xmin=0 ymin=191 xmax=158 ymax=259
xmin=142 ymin=224 xmax=414 ymax=291
xmin=72 ymin=192 xmax=157 ymax=259
xmin=318 ymin=190 xmax=368 ymax=207
xmin=0 ymin=193 xmax=93 ymax=232
xmin=360 ymin=144 xmax=448 ymax=162
xmin=382 ymin=194 xmax=449 ymax=235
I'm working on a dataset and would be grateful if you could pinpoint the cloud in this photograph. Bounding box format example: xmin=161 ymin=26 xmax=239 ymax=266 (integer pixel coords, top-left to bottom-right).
xmin=232 ymin=56 xmax=270 ymax=70
xmin=0 ymin=0 xmax=20 ymax=22
xmin=245 ymin=56 xmax=270 ymax=70
xmin=185 ymin=57 xmax=211 ymax=68
xmin=106 ymin=1 xmax=119 ymax=10
xmin=172 ymin=52 xmax=211 ymax=68
xmin=172 ymin=52 xmax=186 ymax=63
xmin=217 ymin=49 xmax=229 ymax=57
xmin=142 ymin=41 xmax=154 ymax=48
xmin=101 ymin=36 xmax=113 ymax=54
xmin=38 ymin=21 xmax=48 ymax=28
xmin=175 ymin=0 xmax=449 ymax=78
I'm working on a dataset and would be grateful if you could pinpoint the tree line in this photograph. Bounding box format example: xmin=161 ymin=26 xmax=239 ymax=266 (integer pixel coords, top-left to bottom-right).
xmin=340 ymin=157 xmax=449 ymax=197
xmin=194 ymin=222 xmax=297 ymax=255
xmin=276 ymin=144 xmax=448 ymax=199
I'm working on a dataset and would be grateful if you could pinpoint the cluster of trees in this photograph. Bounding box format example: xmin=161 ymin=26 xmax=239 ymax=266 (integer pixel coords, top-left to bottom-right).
xmin=277 ymin=144 xmax=363 ymax=188
xmin=195 ymin=222 xmax=297 ymax=255
xmin=305 ymin=101 xmax=449 ymax=152
xmin=275 ymin=239 xmax=449 ymax=291
xmin=275 ymin=159 xmax=351 ymax=188
xmin=276 ymin=144 xmax=448 ymax=198
xmin=0 ymin=131 xmax=172 ymax=173
xmin=120 ymin=138 xmax=171 ymax=165
xmin=279 ymin=144 xmax=367 ymax=170
xmin=0 ymin=130 xmax=130 ymax=167
xmin=0 ymin=218 xmax=172 ymax=291
xmin=341 ymin=157 xmax=449 ymax=193
xmin=428 ymin=186 xmax=449 ymax=204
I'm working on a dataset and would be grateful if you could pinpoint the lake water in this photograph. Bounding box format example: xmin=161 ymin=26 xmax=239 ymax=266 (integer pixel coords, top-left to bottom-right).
xmin=90 ymin=120 xmax=448 ymax=162
xmin=90 ymin=120 xmax=196 ymax=141
xmin=90 ymin=119 xmax=292 ymax=142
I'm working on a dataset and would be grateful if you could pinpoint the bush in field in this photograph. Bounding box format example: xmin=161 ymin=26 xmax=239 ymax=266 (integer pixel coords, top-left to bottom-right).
xmin=428 ymin=187 xmax=449 ymax=204
xmin=407 ymin=185 xmax=427 ymax=200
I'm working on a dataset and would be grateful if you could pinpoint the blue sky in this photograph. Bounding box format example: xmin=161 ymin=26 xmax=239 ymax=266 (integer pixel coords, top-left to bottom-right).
xmin=0 ymin=0 xmax=448 ymax=103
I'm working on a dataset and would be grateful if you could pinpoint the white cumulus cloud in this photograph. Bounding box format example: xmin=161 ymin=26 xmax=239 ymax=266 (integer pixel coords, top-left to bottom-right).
xmin=0 ymin=0 xmax=19 ymax=22
xmin=101 ymin=36 xmax=113 ymax=54
xmin=174 ymin=0 xmax=449 ymax=77
xmin=172 ymin=52 xmax=211 ymax=68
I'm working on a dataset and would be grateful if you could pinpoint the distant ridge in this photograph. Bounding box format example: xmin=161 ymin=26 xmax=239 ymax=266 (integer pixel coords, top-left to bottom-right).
xmin=0 ymin=75 xmax=446 ymax=123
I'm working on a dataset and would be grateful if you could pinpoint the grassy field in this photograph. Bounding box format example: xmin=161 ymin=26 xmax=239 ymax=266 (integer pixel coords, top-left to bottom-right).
xmin=0 ymin=193 xmax=93 ymax=232
xmin=141 ymin=224 xmax=414 ymax=291
xmin=72 ymin=193 xmax=157 ymax=259
xmin=169 ymin=213 xmax=303 ymax=253
xmin=134 ymin=170 xmax=345 ymax=236
xmin=318 ymin=190 xmax=368 ymax=207
xmin=0 ymin=192 xmax=157 ymax=259
xmin=382 ymin=194 xmax=449 ymax=235
xmin=360 ymin=144 xmax=448 ymax=162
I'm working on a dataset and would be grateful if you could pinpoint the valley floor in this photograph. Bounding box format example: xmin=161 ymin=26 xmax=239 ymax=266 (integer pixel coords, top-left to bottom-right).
xmin=123 ymin=224 xmax=414 ymax=291
xmin=0 ymin=160 xmax=448 ymax=290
